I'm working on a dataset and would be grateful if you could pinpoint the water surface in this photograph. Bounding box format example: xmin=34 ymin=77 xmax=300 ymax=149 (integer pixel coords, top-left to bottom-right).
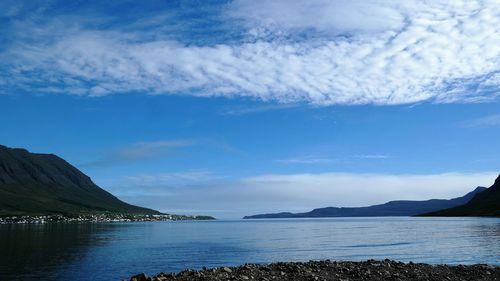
xmin=1 ymin=217 xmax=499 ymax=280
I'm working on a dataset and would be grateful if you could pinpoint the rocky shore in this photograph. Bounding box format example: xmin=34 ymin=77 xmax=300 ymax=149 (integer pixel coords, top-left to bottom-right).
xmin=128 ymin=260 xmax=499 ymax=281
xmin=0 ymin=213 xmax=215 ymax=224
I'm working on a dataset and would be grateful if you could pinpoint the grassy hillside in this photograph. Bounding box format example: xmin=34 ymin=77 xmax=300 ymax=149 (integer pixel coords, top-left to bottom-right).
xmin=0 ymin=145 xmax=159 ymax=216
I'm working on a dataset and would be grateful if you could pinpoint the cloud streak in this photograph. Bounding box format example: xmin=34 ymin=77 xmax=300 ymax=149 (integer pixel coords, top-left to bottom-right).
xmin=276 ymin=154 xmax=390 ymax=165
xmin=276 ymin=157 xmax=337 ymax=164
xmin=0 ymin=0 xmax=498 ymax=105
xmin=105 ymin=170 xmax=221 ymax=197
xmin=84 ymin=140 xmax=195 ymax=167
xmin=355 ymin=154 xmax=391 ymax=159
xmin=221 ymin=104 xmax=300 ymax=116
xmin=461 ymin=114 xmax=500 ymax=128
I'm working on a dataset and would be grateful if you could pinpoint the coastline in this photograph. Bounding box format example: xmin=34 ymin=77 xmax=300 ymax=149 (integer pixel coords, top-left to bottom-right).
xmin=128 ymin=260 xmax=500 ymax=281
xmin=0 ymin=214 xmax=215 ymax=224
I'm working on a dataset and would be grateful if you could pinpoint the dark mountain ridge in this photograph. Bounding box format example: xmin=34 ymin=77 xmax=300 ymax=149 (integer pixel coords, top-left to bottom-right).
xmin=0 ymin=145 xmax=158 ymax=216
xmin=421 ymin=175 xmax=500 ymax=217
xmin=244 ymin=186 xmax=487 ymax=219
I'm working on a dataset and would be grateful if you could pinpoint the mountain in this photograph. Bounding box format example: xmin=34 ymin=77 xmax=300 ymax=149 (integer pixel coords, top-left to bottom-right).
xmin=0 ymin=145 xmax=159 ymax=216
xmin=243 ymin=187 xmax=487 ymax=219
xmin=421 ymin=175 xmax=500 ymax=217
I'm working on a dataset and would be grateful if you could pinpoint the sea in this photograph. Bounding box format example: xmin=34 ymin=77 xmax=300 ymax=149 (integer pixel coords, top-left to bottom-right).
xmin=1 ymin=217 xmax=499 ymax=280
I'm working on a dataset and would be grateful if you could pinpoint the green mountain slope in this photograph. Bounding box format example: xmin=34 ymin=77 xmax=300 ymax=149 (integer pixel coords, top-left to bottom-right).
xmin=0 ymin=145 xmax=159 ymax=216
xmin=421 ymin=174 xmax=500 ymax=217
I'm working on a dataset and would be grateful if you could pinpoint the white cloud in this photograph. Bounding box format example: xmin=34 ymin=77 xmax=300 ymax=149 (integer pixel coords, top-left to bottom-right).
xmin=461 ymin=114 xmax=500 ymax=127
xmin=107 ymin=171 xmax=498 ymax=218
xmin=228 ymin=0 xmax=407 ymax=36
xmin=1 ymin=0 xmax=499 ymax=105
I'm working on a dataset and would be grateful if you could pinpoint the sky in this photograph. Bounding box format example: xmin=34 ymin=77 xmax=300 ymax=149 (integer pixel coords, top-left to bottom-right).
xmin=0 ymin=0 xmax=499 ymax=218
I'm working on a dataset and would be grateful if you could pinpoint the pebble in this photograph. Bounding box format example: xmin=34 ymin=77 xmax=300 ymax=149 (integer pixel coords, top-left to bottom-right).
xmin=128 ymin=260 xmax=500 ymax=281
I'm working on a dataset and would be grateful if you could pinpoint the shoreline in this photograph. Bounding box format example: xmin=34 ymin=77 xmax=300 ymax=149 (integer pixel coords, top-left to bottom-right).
xmin=128 ymin=260 xmax=500 ymax=281
xmin=0 ymin=214 xmax=215 ymax=224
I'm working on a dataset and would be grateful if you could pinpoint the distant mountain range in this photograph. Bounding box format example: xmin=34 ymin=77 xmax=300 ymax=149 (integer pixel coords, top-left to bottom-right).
xmin=0 ymin=145 xmax=158 ymax=216
xmin=421 ymin=175 xmax=500 ymax=217
xmin=4 ymin=143 xmax=497 ymax=219
xmin=244 ymin=185 xmax=489 ymax=219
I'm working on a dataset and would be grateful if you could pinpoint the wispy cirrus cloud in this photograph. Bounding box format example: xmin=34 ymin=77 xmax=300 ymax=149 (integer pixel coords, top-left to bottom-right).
xmin=0 ymin=0 xmax=498 ymax=105
xmin=123 ymin=171 xmax=220 ymax=187
xmin=104 ymin=170 xmax=222 ymax=196
xmin=221 ymin=103 xmax=300 ymax=116
xmin=276 ymin=154 xmax=390 ymax=165
xmin=275 ymin=157 xmax=337 ymax=165
xmin=83 ymin=140 xmax=195 ymax=167
xmin=82 ymin=138 xmax=243 ymax=167
xmin=460 ymin=114 xmax=500 ymax=128
xmin=355 ymin=154 xmax=391 ymax=159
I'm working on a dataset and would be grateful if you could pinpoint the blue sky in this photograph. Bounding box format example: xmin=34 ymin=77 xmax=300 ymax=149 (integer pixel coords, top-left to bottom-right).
xmin=0 ymin=0 xmax=499 ymax=218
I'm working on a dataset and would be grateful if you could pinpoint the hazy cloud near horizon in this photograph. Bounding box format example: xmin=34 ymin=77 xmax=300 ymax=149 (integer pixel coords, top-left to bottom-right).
xmin=1 ymin=0 xmax=499 ymax=105
xmin=104 ymin=171 xmax=498 ymax=219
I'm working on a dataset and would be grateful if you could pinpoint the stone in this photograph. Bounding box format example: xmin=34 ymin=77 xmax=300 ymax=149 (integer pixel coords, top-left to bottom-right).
xmin=128 ymin=260 xmax=500 ymax=281
xmin=130 ymin=273 xmax=151 ymax=281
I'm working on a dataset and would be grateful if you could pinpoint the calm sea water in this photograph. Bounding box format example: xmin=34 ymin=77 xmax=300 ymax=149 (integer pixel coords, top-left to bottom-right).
xmin=1 ymin=217 xmax=499 ymax=280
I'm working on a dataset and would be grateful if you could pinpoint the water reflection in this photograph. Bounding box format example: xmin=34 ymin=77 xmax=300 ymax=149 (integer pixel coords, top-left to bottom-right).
xmin=0 ymin=223 xmax=117 ymax=280
xmin=0 ymin=218 xmax=499 ymax=281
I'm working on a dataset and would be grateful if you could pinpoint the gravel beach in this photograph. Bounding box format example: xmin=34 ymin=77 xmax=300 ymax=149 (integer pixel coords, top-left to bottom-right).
xmin=129 ymin=260 xmax=500 ymax=281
